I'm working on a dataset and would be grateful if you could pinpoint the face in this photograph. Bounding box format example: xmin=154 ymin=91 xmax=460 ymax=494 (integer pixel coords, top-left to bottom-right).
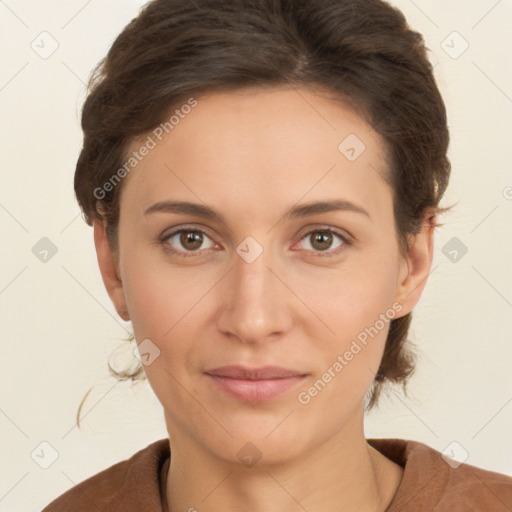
xmin=95 ymin=86 xmax=432 ymax=466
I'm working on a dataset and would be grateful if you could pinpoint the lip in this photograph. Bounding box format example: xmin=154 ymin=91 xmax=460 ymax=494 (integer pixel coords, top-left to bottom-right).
xmin=204 ymin=365 xmax=309 ymax=402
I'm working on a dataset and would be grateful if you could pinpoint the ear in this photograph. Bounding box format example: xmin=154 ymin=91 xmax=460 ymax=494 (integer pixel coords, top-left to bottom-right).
xmin=394 ymin=211 xmax=436 ymax=317
xmin=93 ymin=219 xmax=130 ymax=321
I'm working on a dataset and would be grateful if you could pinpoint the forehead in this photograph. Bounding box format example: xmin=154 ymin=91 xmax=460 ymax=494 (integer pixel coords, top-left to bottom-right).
xmin=120 ymin=87 xmax=392 ymax=222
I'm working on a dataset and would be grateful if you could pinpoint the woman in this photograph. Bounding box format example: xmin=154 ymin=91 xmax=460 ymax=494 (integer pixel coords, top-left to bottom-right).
xmin=43 ymin=0 xmax=512 ymax=510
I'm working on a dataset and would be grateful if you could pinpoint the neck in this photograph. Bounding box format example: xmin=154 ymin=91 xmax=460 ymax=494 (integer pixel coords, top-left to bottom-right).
xmin=165 ymin=413 xmax=403 ymax=512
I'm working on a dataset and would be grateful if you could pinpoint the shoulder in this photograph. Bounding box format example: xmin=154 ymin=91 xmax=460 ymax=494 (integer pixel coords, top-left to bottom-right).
xmin=41 ymin=438 xmax=170 ymax=512
xmin=368 ymin=438 xmax=512 ymax=512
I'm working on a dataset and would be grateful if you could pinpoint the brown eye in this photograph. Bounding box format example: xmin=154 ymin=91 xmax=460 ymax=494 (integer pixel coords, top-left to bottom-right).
xmin=309 ymin=231 xmax=334 ymax=251
xmin=162 ymin=228 xmax=216 ymax=256
xmin=296 ymin=228 xmax=349 ymax=257
xmin=179 ymin=230 xmax=204 ymax=251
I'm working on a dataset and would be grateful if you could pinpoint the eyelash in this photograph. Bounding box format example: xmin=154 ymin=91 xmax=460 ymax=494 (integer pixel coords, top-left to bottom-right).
xmin=159 ymin=225 xmax=352 ymax=259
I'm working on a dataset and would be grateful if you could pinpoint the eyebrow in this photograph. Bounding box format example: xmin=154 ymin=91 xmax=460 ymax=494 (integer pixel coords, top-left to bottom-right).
xmin=144 ymin=199 xmax=370 ymax=225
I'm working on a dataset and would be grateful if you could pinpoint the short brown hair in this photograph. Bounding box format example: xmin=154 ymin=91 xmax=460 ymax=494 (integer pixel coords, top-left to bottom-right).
xmin=75 ymin=0 xmax=451 ymax=415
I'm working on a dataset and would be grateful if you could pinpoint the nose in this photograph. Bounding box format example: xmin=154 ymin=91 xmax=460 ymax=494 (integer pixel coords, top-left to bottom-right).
xmin=216 ymin=241 xmax=293 ymax=345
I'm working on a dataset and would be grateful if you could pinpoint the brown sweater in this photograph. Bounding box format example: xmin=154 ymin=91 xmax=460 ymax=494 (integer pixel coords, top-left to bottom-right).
xmin=42 ymin=438 xmax=512 ymax=511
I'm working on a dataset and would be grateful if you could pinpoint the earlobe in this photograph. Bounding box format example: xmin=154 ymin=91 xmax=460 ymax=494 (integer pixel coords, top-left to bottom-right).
xmin=394 ymin=213 xmax=436 ymax=317
xmin=93 ymin=220 xmax=130 ymax=322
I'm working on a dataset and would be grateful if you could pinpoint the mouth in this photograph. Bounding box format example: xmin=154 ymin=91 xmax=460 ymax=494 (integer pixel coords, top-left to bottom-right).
xmin=204 ymin=365 xmax=309 ymax=402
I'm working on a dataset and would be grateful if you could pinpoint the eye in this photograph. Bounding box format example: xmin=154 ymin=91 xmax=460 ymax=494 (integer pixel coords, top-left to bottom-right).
xmin=294 ymin=227 xmax=350 ymax=257
xmin=161 ymin=227 xmax=217 ymax=257
xmin=160 ymin=225 xmax=351 ymax=259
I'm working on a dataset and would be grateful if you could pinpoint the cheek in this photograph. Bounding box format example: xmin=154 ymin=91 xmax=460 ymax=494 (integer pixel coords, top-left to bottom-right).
xmin=120 ymin=240 xmax=207 ymax=340
xmin=120 ymin=253 xmax=210 ymax=407
xmin=297 ymin=244 xmax=400 ymax=342
xmin=295 ymin=245 xmax=401 ymax=400
xmin=123 ymin=272 xmax=190 ymax=341
xmin=118 ymin=243 xmax=227 ymax=362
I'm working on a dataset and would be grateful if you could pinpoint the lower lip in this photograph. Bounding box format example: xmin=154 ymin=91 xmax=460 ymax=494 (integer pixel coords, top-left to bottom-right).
xmin=205 ymin=374 xmax=308 ymax=402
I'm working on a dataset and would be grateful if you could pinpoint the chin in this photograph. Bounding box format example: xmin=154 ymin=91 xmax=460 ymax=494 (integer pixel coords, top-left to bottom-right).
xmin=215 ymin=431 xmax=310 ymax=468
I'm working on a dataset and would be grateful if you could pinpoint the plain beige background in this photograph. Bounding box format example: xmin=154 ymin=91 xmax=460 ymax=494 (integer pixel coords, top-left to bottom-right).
xmin=1 ymin=1 xmax=511 ymax=510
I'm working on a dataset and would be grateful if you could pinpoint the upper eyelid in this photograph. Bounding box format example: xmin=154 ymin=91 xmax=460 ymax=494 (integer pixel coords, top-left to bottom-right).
xmin=160 ymin=224 xmax=218 ymax=243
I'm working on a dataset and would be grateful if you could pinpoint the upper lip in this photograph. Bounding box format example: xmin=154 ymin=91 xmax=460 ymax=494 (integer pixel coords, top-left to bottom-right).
xmin=204 ymin=365 xmax=308 ymax=380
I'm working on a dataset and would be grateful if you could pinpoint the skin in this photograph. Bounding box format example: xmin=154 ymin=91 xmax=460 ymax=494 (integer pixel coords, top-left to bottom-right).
xmin=94 ymin=86 xmax=435 ymax=512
